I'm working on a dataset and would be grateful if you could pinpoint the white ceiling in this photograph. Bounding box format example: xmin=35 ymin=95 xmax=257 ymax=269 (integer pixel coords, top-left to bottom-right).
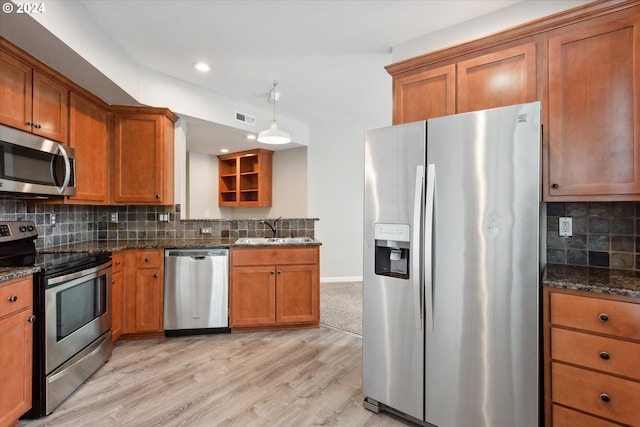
xmin=72 ymin=0 xmax=524 ymax=154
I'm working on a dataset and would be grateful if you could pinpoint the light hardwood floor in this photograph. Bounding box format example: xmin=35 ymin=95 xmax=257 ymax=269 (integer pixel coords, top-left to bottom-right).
xmin=19 ymin=328 xmax=411 ymax=427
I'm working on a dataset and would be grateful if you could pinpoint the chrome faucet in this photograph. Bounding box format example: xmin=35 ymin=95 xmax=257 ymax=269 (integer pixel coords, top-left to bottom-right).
xmin=260 ymin=217 xmax=282 ymax=237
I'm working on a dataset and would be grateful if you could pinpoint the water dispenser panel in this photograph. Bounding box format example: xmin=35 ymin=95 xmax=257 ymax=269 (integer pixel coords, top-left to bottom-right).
xmin=374 ymin=223 xmax=410 ymax=279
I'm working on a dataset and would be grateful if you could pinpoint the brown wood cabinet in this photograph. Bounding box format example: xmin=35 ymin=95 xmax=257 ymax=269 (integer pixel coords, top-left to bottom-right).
xmin=230 ymin=246 xmax=319 ymax=332
xmin=123 ymin=249 xmax=164 ymax=338
xmin=457 ymin=42 xmax=537 ymax=114
xmin=218 ymin=149 xmax=273 ymax=207
xmin=393 ymin=64 xmax=455 ymax=123
xmin=111 ymin=107 xmax=177 ymax=205
xmin=390 ymin=40 xmax=538 ymax=124
xmin=543 ymin=287 xmax=640 ymax=427
xmin=387 ymin=1 xmax=640 ymax=201
xmin=0 ymin=276 xmax=33 ymax=427
xmin=110 ymin=251 xmax=124 ymax=343
xmin=0 ymin=50 xmax=68 ymax=143
xmin=68 ymin=93 xmax=109 ymax=204
xmin=545 ymin=8 xmax=640 ymax=200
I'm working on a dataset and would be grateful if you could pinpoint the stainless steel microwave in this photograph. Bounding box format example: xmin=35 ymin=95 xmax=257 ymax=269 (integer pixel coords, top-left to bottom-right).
xmin=0 ymin=124 xmax=76 ymax=197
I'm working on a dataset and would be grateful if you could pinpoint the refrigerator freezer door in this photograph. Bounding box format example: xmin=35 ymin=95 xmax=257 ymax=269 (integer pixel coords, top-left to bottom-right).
xmin=363 ymin=121 xmax=426 ymax=421
xmin=424 ymin=102 xmax=540 ymax=427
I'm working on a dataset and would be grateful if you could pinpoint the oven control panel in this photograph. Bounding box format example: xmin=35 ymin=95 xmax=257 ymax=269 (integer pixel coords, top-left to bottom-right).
xmin=0 ymin=221 xmax=38 ymax=241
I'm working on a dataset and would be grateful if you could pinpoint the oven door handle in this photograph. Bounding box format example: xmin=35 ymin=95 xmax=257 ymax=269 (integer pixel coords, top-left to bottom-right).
xmin=46 ymin=261 xmax=112 ymax=288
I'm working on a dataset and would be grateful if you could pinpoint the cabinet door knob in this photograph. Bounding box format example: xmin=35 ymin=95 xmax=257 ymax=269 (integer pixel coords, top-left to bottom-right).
xmin=154 ymin=273 xmax=159 ymax=278
xmin=155 ymin=194 xmax=160 ymax=199
xmin=277 ymin=270 xmax=282 ymax=275
xmin=599 ymin=313 xmax=609 ymax=322
xmin=552 ymin=183 xmax=559 ymax=189
xmin=270 ymin=270 xmax=275 ymax=275
xmin=26 ymin=121 xmax=33 ymax=126
xmin=599 ymin=351 xmax=610 ymax=360
xmin=116 ymin=260 xmax=121 ymax=265
xmin=600 ymin=393 xmax=611 ymax=403
xmin=27 ymin=315 xmax=36 ymax=323
xmin=35 ymin=123 xmax=42 ymax=129
xmin=145 ymin=258 xmax=150 ymax=262
xmin=8 ymin=295 xmax=17 ymax=302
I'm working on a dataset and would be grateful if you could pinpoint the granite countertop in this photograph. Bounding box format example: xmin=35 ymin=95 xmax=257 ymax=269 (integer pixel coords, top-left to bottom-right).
xmin=543 ymin=263 xmax=640 ymax=298
xmin=0 ymin=238 xmax=322 ymax=283
xmin=39 ymin=238 xmax=322 ymax=255
xmin=0 ymin=266 xmax=41 ymax=283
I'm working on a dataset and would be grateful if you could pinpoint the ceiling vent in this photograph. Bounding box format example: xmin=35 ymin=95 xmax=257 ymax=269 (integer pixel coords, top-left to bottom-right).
xmin=235 ymin=111 xmax=255 ymax=126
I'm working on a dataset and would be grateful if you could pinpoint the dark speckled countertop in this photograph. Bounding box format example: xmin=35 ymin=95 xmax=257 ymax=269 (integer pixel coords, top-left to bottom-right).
xmin=543 ymin=263 xmax=640 ymax=298
xmin=0 ymin=238 xmax=321 ymax=283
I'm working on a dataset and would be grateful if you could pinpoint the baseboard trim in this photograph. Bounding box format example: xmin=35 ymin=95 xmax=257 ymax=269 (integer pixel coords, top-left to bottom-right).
xmin=321 ymin=276 xmax=363 ymax=283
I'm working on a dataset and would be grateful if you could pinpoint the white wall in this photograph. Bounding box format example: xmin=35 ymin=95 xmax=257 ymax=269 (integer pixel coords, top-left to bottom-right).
xmin=187 ymin=148 xmax=308 ymax=220
xmin=308 ymin=124 xmax=368 ymax=282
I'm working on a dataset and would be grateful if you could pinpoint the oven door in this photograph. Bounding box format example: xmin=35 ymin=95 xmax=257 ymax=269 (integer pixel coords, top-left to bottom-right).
xmin=45 ymin=261 xmax=111 ymax=374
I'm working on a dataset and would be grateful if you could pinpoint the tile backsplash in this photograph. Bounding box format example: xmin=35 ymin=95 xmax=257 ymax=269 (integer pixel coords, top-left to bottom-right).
xmin=547 ymin=202 xmax=640 ymax=270
xmin=0 ymin=200 xmax=316 ymax=250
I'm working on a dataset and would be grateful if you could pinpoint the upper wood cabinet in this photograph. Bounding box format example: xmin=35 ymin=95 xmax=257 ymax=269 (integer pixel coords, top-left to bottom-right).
xmin=457 ymin=43 xmax=537 ymax=114
xmin=387 ymin=1 xmax=640 ymax=201
xmin=393 ymin=64 xmax=455 ymax=123
xmin=391 ymin=40 xmax=538 ymax=124
xmin=218 ymin=148 xmax=273 ymax=207
xmin=111 ymin=107 xmax=178 ymax=205
xmin=68 ymin=93 xmax=109 ymax=204
xmin=0 ymin=50 xmax=68 ymax=143
xmin=545 ymin=8 xmax=640 ymax=200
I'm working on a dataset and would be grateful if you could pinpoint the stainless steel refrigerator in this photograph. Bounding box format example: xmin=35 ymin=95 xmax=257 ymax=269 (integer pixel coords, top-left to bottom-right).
xmin=363 ymin=102 xmax=541 ymax=427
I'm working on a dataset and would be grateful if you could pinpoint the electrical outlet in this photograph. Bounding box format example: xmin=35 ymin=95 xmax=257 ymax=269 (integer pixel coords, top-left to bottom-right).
xmin=110 ymin=212 xmax=118 ymax=223
xmin=50 ymin=213 xmax=56 ymax=226
xmin=158 ymin=213 xmax=169 ymax=222
xmin=200 ymin=227 xmax=212 ymax=234
xmin=559 ymin=217 xmax=572 ymax=237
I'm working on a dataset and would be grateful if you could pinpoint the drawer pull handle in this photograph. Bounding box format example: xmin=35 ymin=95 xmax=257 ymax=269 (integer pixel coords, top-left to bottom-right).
xmin=8 ymin=295 xmax=18 ymax=302
xmin=154 ymin=273 xmax=159 ymax=278
xmin=145 ymin=258 xmax=150 ymax=262
xmin=116 ymin=261 xmax=121 ymax=265
xmin=599 ymin=351 xmax=610 ymax=360
xmin=600 ymin=393 xmax=611 ymax=403
xmin=598 ymin=313 xmax=609 ymax=322
xmin=27 ymin=315 xmax=36 ymax=323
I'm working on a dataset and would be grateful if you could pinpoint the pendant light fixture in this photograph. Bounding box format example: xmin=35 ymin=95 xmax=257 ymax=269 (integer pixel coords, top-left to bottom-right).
xmin=257 ymin=80 xmax=291 ymax=145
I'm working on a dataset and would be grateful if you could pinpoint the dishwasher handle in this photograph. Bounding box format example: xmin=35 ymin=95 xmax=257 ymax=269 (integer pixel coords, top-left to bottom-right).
xmin=191 ymin=256 xmax=207 ymax=260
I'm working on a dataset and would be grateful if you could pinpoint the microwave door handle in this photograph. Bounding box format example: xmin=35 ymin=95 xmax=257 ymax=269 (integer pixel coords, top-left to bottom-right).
xmin=52 ymin=144 xmax=72 ymax=194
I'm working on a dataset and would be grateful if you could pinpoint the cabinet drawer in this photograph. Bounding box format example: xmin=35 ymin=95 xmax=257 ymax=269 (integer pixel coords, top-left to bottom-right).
xmin=552 ymin=327 xmax=640 ymax=380
xmin=112 ymin=251 xmax=124 ymax=273
xmin=552 ymin=362 xmax=640 ymax=426
xmin=135 ymin=250 xmax=161 ymax=268
xmin=550 ymin=293 xmax=640 ymax=340
xmin=0 ymin=276 xmax=32 ymax=317
xmin=232 ymin=247 xmax=318 ymax=266
xmin=552 ymin=404 xmax=624 ymax=427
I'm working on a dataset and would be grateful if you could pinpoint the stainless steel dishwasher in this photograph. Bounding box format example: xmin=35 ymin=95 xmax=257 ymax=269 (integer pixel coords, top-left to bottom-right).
xmin=164 ymin=248 xmax=230 ymax=335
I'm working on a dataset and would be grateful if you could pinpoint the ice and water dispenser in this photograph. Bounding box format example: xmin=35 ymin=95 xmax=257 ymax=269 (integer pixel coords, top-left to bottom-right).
xmin=374 ymin=223 xmax=411 ymax=279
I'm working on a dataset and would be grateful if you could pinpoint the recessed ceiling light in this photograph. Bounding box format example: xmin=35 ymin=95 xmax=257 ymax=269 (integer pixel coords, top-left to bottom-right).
xmin=246 ymin=134 xmax=256 ymax=140
xmin=220 ymin=148 xmax=229 ymax=153
xmin=193 ymin=62 xmax=210 ymax=72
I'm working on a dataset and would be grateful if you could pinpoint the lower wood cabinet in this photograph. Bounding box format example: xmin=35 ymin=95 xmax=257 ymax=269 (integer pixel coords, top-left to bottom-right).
xmin=230 ymin=246 xmax=319 ymax=332
xmin=544 ymin=287 xmax=640 ymax=427
xmin=110 ymin=251 xmax=124 ymax=343
xmin=123 ymin=249 xmax=164 ymax=338
xmin=0 ymin=276 xmax=33 ymax=427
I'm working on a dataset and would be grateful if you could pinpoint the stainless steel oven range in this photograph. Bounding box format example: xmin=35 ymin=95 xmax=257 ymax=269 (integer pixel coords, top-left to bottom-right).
xmin=0 ymin=221 xmax=112 ymax=418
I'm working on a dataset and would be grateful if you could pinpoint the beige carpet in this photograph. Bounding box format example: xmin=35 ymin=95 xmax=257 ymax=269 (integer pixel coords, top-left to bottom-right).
xmin=320 ymin=281 xmax=363 ymax=336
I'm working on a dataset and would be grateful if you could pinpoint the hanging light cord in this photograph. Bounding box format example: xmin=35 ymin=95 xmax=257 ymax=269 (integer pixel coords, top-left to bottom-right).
xmin=269 ymin=81 xmax=278 ymax=122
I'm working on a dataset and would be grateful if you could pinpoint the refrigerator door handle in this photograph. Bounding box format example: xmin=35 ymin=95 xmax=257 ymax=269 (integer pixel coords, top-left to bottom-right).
xmin=412 ymin=164 xmax=424 ymax=330
xmin=424 ymin=163 xmax=435 ymax=332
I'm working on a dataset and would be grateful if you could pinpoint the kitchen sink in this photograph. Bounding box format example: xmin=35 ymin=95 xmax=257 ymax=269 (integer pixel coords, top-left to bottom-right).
xmin=235 ymin=237 xmax=315 ymax=245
